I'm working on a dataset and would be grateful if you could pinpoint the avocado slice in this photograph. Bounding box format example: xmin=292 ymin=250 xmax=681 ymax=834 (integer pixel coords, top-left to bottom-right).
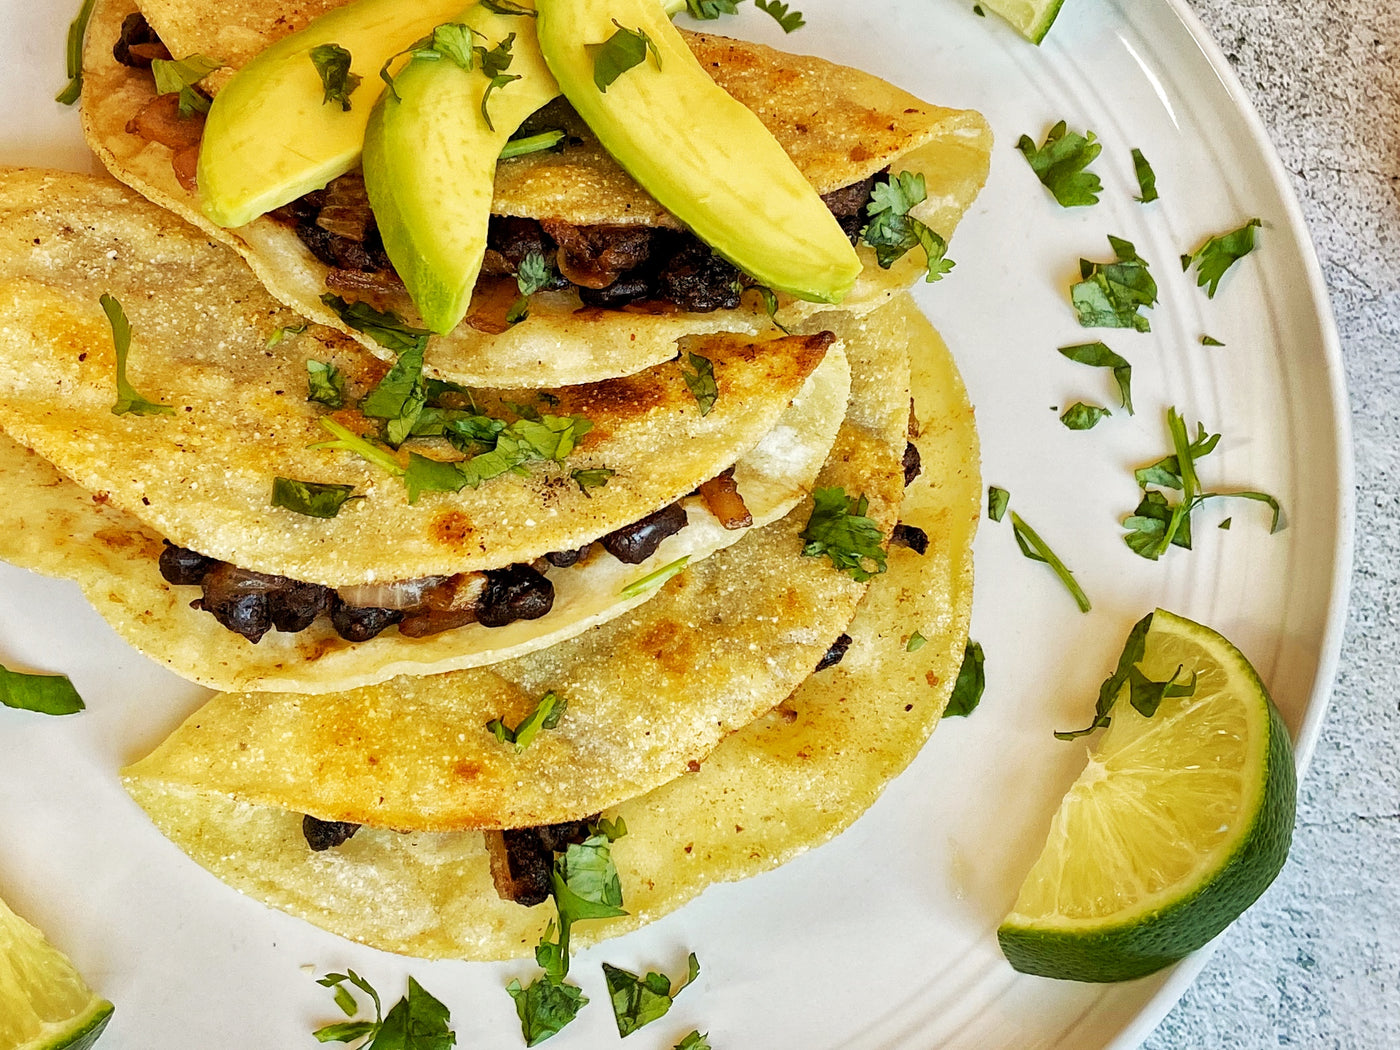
xmin=536 ymin=0 xmax=861 ymax=304
xmin=198 ymin=0 xmax=465 ymax=228
xmin=362 ymin=5 xmax=561 ymax=334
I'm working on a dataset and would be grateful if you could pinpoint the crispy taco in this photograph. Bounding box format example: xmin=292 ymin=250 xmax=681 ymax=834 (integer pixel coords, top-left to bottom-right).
xmin=119 ymin=297 xmax=978 ymax=959
xmin=81 ymin=0 xmax=993 ymax=387
xmin=0 ymin=168 xmax=851 ymax=691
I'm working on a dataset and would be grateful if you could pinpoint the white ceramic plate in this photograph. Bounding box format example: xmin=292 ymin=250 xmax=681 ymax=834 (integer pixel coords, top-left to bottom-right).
xmin=0 ymin=1 xmax=1351 ymax=1047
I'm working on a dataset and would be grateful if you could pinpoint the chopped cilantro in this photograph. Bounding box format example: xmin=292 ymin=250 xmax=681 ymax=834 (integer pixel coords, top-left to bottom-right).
xmin=906 ymin=631 xmax=927 ymax=653
xmin=507 ymin=977 xmax=588 ymax=1047
xmin=1057 ymin=341 xmax=1133 ymax=413
xmin=571 ymin=466 xmax=615 ymax=496
xmin=1070 ymin=235 xmax=1158 ymax=331
xmin=682 ymin=0 xmax=740 ymax=17
xmin=1130 ymin=147 xmax=1159 ymax=203
xmin=312 ymin=417 xmax=405 ymax=476
xmin=593 ymin=815 xmax=628 ymax=841
xmin=675 ymin=1034 xmax=712 ymax=1050
xmin=800 ymin=487 xmax=887 ymax=582
xmin=475 ymin=33 xmax=520 ymax=131
xmin=100 ymin=294 xmax=174 ymax=417
xmin=862 ymin=172 xmax=954 ymax=281
xmin=486 ymin=691 xmax=567 ymax=752
xmin=987 ymin=485 xmax=1010 ymax=523
xmin=320 ymin=294 xmax=431 ymax=353
xmin=681 ymin=352 xmax=719 ymax=415
xmin=754 ymin=0 xmax=805 ymax=31
xmin=1015 ymin=121 xmax=1102 ymax=207
xmin=499 ymin=129 xmax=566 ymax=160
xmin=942 ymin=640 xmax=985 ymax=718
xmin=1184 ymin=218 xmax=1262 ymax=298
xmin=507 ymin=251 xmax=555 ymax=324
xmin=603 ymin=953 xmax=700 ymax=1036
xmin=589 ymin=21 xmax=661 ymax=93
xmin=1123 ymin=407 xmax=1282 ymax=559
xmin=271 ymin=477 xmax=358 ymax=518
xmin=360 ymin=340 xmax=427 ymax=446
xmin=1219 ymin=517 xmax=1233 ymax=530
xmin=306 ymin=359 xmax=346 ymax=408
xmin=56 ymin=0 xmax=98 ymax=105
xmin=1200 ymin=334 xmax=1225 ymax=347
xmin=750 ymin=284 xmax=792 ymax=333
xmin=313 ymin=971 xmax=455 ymax=1048
xmin=267 ymin=322 xmax=309 ymax=349
xmin=620 ymin=555 xmax=691 ymax=599
xmin=1009 ymin=511 xmax=1090 ymax=612
xmin=1055 ymin=612 xmax=1197 ymax=740
xmin=1059 ymin=402 xmax=1111 ymax=430
xmin=972 ymin=3 xmax=985 ymax=14
xmin=152 ymin=53 xmax=221 ymax=115
xmin=310 ymin=43 xmax=361 ymax=111
xmin=480 ymin=0 xmax=537 ymax=15
xmin=404 ymin=452 xmax=468 ymax=502
xmin=0 ymin=663 xmax=85 ymax=716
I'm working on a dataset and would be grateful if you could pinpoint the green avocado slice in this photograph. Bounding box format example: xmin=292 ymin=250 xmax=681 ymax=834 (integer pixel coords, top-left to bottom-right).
xmin=363 ymin=4 xmax=562 ymax=335
xmin=536 ymin=0 xmax=862 ymax=304
xmin=197 ymin=0 xmax=466 ymax=229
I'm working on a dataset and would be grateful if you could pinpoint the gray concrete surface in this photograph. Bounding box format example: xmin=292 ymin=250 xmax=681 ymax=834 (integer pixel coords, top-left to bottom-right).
xmin=1144 ymin=2 xmax=1400 ymax=1046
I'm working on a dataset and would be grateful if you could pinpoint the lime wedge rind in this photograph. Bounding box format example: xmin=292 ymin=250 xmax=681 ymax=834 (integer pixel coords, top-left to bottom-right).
xmin=0 ymin=894 xmax=113 ymax=1050
xmin=27 ymin=999 xmax=114 ymax=1050
xmin=998 ymin=610 xmax=1297 ymax=983
xmin=980 ymin=0 xmax=1066 ymax=45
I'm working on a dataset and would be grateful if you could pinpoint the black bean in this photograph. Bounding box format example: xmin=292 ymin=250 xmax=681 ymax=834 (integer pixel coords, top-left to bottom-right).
xmin=496 ymin=828 xmax=553 ymax=907
xmin=158 ymin=541 xmax=216 ymax=586
xmin=578 ymin=271 xmax=654 ymax=308
xmin=534 ymin=817 xmax=598 ymax=853
xmin=815 ymin=633 xmax=853 ymax=672
xmin=903 ymin=441 xmax=923 ymax=487
xmin=328 ymin=597 xmax=403 ymax=642
xmin=302 ymin=814 xmax=361 ymax=852
xmin=476 ymin=564 xmax=555 ymax=628
xmin=601 ymin=502 xmax=688 ymax=565
xmin=655 ymin=241 xmax=742 ymax=313
xmin=270 ymin=581 xmax=332 ymax=633
xmin=194 ymin=564 xmax=284 ymax=643
xmin=891 ymin=523 xmax=930 ymax=556
xmin=544 ymin=545 xmax=589 ymax=569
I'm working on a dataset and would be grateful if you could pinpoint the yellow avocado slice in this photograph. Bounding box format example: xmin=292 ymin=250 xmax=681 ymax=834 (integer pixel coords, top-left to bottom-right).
xmin=536 ymin=0 xmax=862 ymax=304
xmin=198 ymin=0 xmax=465 ymax=229
xmin=363 ymin=3 xmax=562 ymax=335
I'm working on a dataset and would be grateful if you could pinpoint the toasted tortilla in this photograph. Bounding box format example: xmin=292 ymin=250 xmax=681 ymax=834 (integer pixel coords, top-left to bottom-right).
xmin=119 ymin=294 xmax=913 ymax=836
xmin=0 ymin=168 xmax=841 ymax=588
xmin=82 ymin=0 xmax=993 ymax=387
xmin=121 ymin=297 xmax=978 ymax=958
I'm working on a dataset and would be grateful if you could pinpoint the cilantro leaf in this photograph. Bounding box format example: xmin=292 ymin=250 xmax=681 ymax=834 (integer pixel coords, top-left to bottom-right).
xmin=271 ymin=477 xmax=358 ymax=518
xmin=1015 ymin=121 xmax=1102 ymax=207
xmin=942 ymin=640 xmax=985 ymax=718
xmin=603 ymin=953 xmax=700 ymax=1036
xmin=310 ymin=43 xmax=361 ymax=111
xmin=499 ymin=129 xmax=566 ymax=160
xmin=1070 ymin=236 xmax=1158 ymax=331
xmin=754 ymin=0 xmax=805 ymax=31
xmin=268 ymin=322 xmax=309 ymax=349
xmin=1130 ymin=147 xmax=1159 ymax=203
xmin=404 ymin=453 xmax=467 ymax=503
xmin=152 ymin=53 xmax=221 ymax=115
xmin=507 ymin=977 xmax=588 ymax=1047
xmin=1184 ymin=218 xmax=1262 ymax=298
xmin=675 ymin=1034 xmax=712 ymax=1050
xmin=1009 ymin=511 xmax=1090 ymax=613
xmin=0 ymin=663 xmax=85 ymax=716
xmin=100 ymin=294 xmax=174 ymax=417
xmin=360 ymin=340 xmax=427 ymax=446
xmin=480 ymin=0 xmax=538 ymax=14
xmin=312 ymin=417 xmax=405 ymax=476
xmin=1200 ymin=334 xmax=1225 ymax=347
xmin=486 ymin=691 xmax=567 ymax=752
xmin=750 ymin=284 xmax=792 ymax=333
xmin=475 ymin=33 xmax=520 ymax=130
xmin=1059 ymin=402 xmax=1111 ymax=430
xmin=313 ymin=972 xmax=454 ymax=1049
xmin=619 ymin=555 xmax=691 ymax=599
xmin=1055 ymin=611 xmax=1153 ymax=740
xmin=571 ymin=466 xmax=615 ymax=496
xmin=553 ymin=834 xmax=628 ymax=926
xmin=320 ymin=294 xmax=431 ymax=353
xmin=592 ymin=815 xmax=628 ymax=841
xmin=589 ymin=21 xmax=661 ymax=93
xmin=306 ymin=359 xmax=346 ymax=408
xmin=1127 ymin=663 xmax=1197 ymax=720
xmin=987 ymin=485 xmax=1009 ymax=523
xmin=1057 ymin=341 xmax=1133 ymax=414
xmin=56 ymin=0 xmax=98 ymax=105
xmin=508 ymin=251 xmax=555 ymax=324
xmin=800 ymin=487 xmax=888 ymax=582
xmin=906 ymin=631 xmax=927 ymax=653
xmin=681 ymin=352 xmax=718 ymax=415
xmin=683 ymin=0 xmax=740 ymax=18
xmin=861 ymin=172 xmax=954 ymax=281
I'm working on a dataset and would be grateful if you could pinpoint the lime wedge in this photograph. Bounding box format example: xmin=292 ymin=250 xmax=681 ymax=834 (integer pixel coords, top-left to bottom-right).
xmin=998 ymin=609 xmax=1296 ymax=982
xmin=0 ymin=894 xmax=113 ymax=1050
xmin=979 ymin=0 xmax=1066 ymax=44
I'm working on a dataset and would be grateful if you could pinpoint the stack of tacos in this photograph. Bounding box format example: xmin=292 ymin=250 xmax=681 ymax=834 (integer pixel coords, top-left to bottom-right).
xmin=0 ymin=0 xmax=988 ymax=961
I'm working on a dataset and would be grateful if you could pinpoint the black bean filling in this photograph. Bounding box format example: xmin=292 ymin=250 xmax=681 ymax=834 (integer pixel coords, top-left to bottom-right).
xmin=302 ymin=814 xmax=361 ymax=852
xmin=902 ymin=441 xmax=922 ymax=487
xmin=600 ymin=501 xmax=689 ymax=564
xmin=891 ymin=523 xmax=930 ymax=555
xmin=274 ymin=166 xmax=888 ymax=316
xmin=497 ymin=818 xmax=598 ymax=906
xmin=476 ymin=564 xmax=555 ymax=629
xmin=113 ymin=12 xmax=169 ymax=69
xmin=815 ymin=632 xmax=853 ymax=672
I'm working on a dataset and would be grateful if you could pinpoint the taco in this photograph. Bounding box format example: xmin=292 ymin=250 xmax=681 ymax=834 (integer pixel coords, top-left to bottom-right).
xmin=119 ymin=297 xmax=978 ymax=958
xmin=0 ymin=168 xmax=849 ymax=691
xmin=82 ymin=0 xmax=993 ymax=387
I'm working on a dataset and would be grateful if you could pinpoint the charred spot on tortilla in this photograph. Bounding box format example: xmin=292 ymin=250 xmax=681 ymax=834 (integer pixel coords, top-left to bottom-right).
xmin=815 ymin=632 xmax=852 ymax=672
xmin=302 ymin=814 xmax=360 ymax=852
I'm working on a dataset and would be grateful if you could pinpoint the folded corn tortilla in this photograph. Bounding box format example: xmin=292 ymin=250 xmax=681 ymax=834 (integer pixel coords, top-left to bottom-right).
xmin=0 ymin=168 xmax=838 ymax=588
xmin=121 ymin=297 xmax=978 ymax=958
xmin=82 ymin=0 xmax=993 ymax=387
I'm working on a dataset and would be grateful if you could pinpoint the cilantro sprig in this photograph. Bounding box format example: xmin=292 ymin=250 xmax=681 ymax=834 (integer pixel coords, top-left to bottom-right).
xmin=1016 ymin=121 xmax=1102 ymax=207
xmin=56 ymin=0 xmax=98 ymax=105
xmin=589 ymin=21 xmax=661 ymax=93
xmin=152 ymin=53 xmax=222 ymax=116
xmin=1058 ymin=341 xmax=1133 ymax=414
xmin=1009 ymin=511 xmax=1090 ymax=613
xmin=310 ymin=43 xmax=361 ymax=111
xmin=1183 ymin=218 xmax=1262 ymax=298
xmin=800 ymin=487 xmax=888 ymax=582
xmin=0 ymin=663 xmax=85 ymax=716
xmin=1070 ymin=236 xmax=1158 ymax=332
xmin=681 ymin=352 xmax=718 ymax=416
xmin=313 ymin=971 xmax=456 ymax=1048
xmin=942 ymin=641 xmax=985 ymax=719
xmin=486 ymin=691 xmax=567 ymax=752
xmin=603 ymin=953 xmax=700 ymax=1036
xmin=272 ymin=477 xmax=359 ymax=519
xmin=754 ymin=0 xmax=804 ymax=30
xmin=861 ymin=172 xmax=954 ymax=282
xmin=507 ymin=251 xmax=555 ymax=324
xmin=100 ymin=294 xmax=174 ymax=417
xmin=1130 ymin=147 xmax=1159 ymax=203
xmin=320 ymin=295 xmax=431 ymax=354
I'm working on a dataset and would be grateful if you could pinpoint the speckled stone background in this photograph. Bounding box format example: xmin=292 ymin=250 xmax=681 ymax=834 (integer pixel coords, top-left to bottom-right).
xmin=1143 ymin=1 xmax=1400 ymax=1046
